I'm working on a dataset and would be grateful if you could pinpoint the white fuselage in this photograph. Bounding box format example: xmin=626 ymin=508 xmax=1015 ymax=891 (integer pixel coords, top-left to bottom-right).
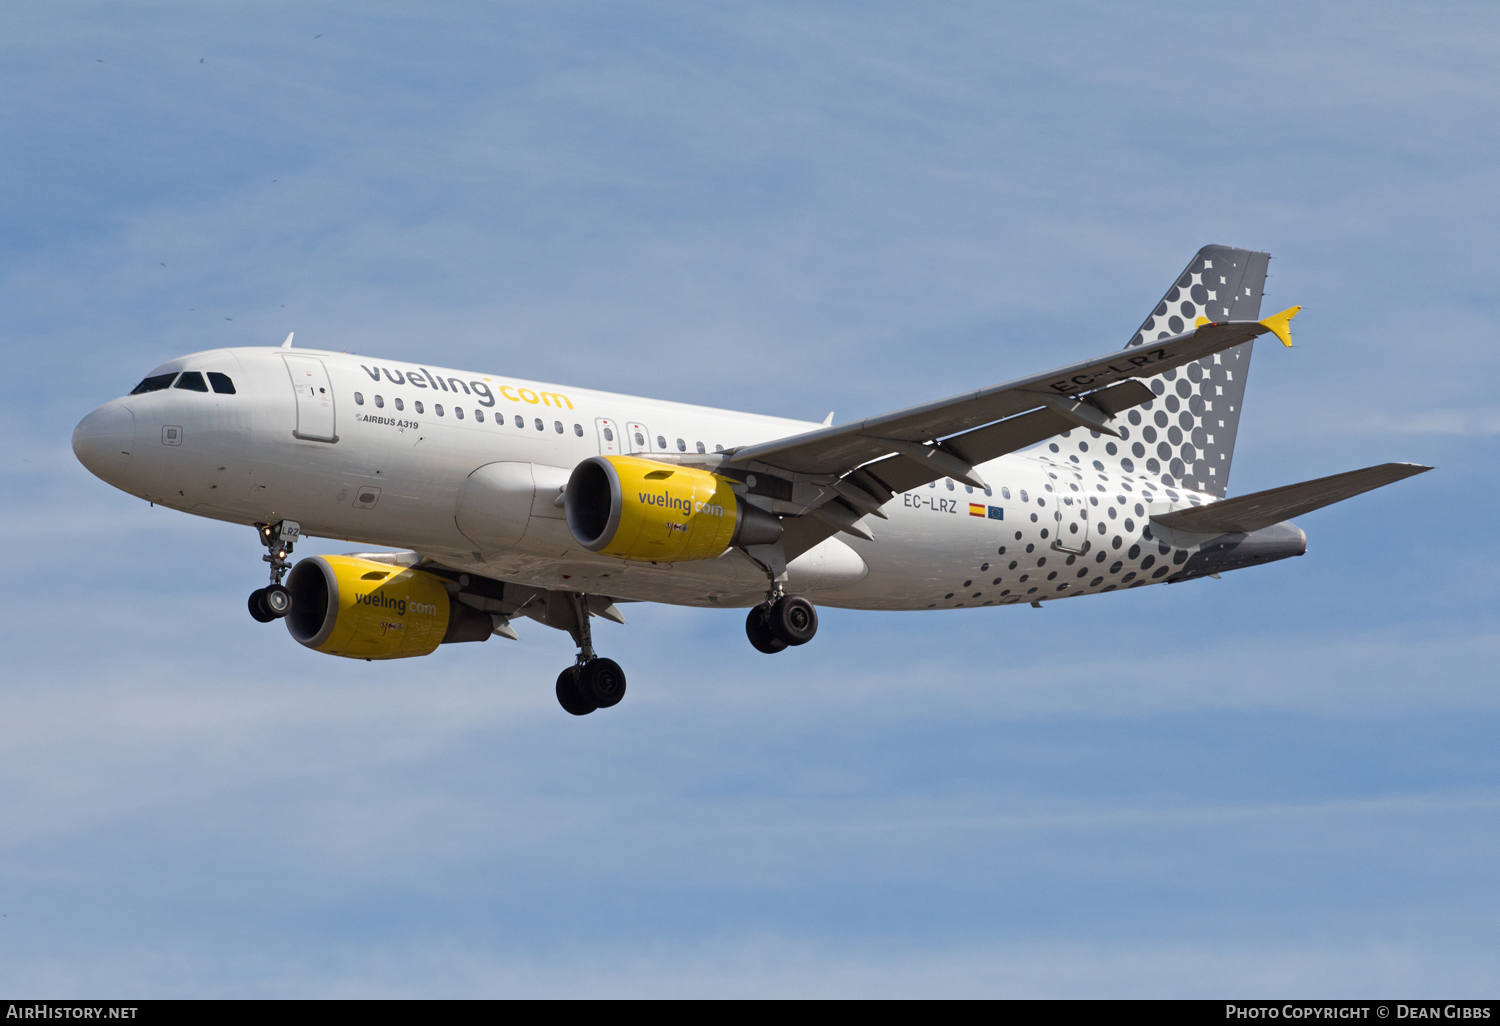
xmin=75 ymin=346 xmax=1234 ymax=611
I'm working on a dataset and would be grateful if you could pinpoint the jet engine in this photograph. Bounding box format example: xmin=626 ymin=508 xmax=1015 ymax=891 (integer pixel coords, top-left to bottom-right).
xmin=284 ymin=555 xmax=494 ymax=659
xmin=565 ymin=455 xmax=781 ymax=563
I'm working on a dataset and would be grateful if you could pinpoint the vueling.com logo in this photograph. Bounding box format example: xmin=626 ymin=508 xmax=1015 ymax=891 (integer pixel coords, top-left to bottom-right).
xmin=355 ymin=591 xmax=439 ymax=617
xmin=637 ymin=490 xmax=724 ymax=517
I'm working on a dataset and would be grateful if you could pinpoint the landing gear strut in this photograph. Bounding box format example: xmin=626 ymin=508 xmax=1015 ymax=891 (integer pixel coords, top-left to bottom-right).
xmin=553 ymin=592 xmax=627 ymax=716
xmin=248 ymin=520 xmax=300 ymax=622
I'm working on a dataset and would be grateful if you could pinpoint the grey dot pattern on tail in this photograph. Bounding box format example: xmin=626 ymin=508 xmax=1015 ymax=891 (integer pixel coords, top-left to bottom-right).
xmin=1049 ymin=245 xmax=1271 ymax=499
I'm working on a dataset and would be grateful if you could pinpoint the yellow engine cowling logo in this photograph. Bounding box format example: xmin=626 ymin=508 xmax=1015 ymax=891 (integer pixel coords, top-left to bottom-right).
xmin=284 ymin=555 xmax=454 ymax=659
xmin=565 ymin=455 xmax=780 ymax=563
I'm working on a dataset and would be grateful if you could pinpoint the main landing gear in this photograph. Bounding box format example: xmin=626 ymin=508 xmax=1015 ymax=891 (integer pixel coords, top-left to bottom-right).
xmin=745 ymin=593 xmax=818 ymax=653
xmin=552 ymin=591 xmax=628 ymax=716
xmin=248 ymin=520 xmax=301 ymax=623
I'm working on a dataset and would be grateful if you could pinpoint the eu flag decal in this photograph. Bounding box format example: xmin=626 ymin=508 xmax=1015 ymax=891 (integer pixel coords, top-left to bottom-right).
xmin=987 ymin=505 xmax=1003 ymax=520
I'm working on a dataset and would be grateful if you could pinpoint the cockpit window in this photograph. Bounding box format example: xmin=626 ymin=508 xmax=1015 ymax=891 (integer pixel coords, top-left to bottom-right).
xmin=207 ymin=372 xmax=236 ymax=394
xmin=130 ymin=373 xmax=177 ymax=395
xmin=174 ymin=371 xmax=209 ymax=392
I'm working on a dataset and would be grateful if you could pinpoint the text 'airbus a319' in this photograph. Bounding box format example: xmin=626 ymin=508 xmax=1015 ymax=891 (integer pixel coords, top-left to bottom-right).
xmin=73 ymin=245 xmax=1429 ymax=715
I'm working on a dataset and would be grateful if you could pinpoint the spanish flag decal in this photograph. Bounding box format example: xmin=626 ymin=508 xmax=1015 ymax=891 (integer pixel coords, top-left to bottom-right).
xmin=969 ymin=503 xmax=986 ymax=517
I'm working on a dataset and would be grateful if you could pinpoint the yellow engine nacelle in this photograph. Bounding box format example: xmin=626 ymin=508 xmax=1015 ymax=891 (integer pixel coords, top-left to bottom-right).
xmin=283 ymin=555 xmax=493 ymax=659
xmin=565 ymin=455 xmax=781 ymax=563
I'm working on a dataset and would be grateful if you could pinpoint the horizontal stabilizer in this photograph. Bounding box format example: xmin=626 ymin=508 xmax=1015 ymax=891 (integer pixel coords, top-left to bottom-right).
xmin=1152 ymin=463 xmax=1432 ymax=534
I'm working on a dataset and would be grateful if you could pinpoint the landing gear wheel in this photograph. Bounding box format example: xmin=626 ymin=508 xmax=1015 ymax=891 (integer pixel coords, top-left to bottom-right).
xmin=556 ymin=667 xmax=597 ymax=716
xmin=578 ymin=658 xmax=627 ymax=708
xmin=746 ymin=606 xmax=789 ymax=654
xmin=769 ymin=594 xmax=818 ymax=646
xmin=263 ymin=583 xmax=292 ymax=618
xmin=248 ymin=588 xmax=276 ymax=623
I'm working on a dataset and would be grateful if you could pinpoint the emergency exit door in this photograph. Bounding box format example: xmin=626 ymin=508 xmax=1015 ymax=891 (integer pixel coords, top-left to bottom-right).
xmin=595 ymin=418 xmax=621 ymax=456
xmin=625 ymin=422 xmax=652 ymax=454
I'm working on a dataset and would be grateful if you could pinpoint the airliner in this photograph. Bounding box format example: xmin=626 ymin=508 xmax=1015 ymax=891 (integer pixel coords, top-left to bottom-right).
xmin=72 ymin=245 xmax=1429 ymax=715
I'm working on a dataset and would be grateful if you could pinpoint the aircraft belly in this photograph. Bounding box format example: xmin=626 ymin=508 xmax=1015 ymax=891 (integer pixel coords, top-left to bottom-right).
xmin=460 ymin=549 xmax=769 ymax=607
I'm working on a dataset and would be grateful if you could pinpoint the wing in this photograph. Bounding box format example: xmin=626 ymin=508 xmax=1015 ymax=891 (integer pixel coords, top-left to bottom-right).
xmin=717 ymin=317 xmax=1288 ymax=560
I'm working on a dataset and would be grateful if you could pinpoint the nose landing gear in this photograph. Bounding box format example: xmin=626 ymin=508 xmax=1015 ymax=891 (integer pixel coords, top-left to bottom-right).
xmin=248 ymin=520 xmax=300 ymax=622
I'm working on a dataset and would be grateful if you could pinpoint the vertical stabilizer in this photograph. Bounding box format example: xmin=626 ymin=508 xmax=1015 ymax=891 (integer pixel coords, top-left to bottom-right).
xmin=1049 ymin=245 xmax=1269 ymax=497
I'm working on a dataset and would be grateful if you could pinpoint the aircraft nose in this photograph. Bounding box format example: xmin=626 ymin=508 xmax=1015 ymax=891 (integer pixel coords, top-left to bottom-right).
xmin=72 ymin=402 xmax=135 ymax=480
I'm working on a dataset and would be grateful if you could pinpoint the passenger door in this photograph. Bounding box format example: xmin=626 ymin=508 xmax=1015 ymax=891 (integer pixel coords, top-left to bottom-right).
xmin=283 ymin=355 xmax=338 ymax=442
xmin=1052 ymin=492 xmax=1089 ymax=553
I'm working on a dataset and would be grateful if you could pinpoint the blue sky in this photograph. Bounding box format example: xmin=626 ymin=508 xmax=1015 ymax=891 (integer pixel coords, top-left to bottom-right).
xmin=2 ymin=1 xmax=1498 ymax=997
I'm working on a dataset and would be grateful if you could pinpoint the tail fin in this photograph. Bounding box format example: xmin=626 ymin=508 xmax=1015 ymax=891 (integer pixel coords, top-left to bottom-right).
xmin=1051 ymin=245 xmax=1269 ymax=497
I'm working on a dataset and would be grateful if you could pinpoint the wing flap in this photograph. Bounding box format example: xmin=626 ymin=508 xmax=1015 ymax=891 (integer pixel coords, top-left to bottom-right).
xmin=1152 ymin=463 xmax=1433 ymax=534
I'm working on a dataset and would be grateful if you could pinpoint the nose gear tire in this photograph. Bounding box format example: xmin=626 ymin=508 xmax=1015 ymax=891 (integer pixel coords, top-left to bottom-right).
xmin=248 ymin=588 xmax=276 ymax=623
xmin=769 ymin=595 xmax=817 ymax=646
xmin=556 ymin=667 xmax=597 ymax=716
xmin=745 ymin=606 xmax=789 ymax=653
xmin=263 ymin=583 xmax=292 ymax=617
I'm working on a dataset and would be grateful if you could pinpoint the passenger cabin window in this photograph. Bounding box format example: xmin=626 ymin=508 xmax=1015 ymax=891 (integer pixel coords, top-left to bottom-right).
xmin=676 ymin=438 xmax=686 ymax=452
xmin=574 ymin=423 xmax=583 ymax=436
xmin=534 ymin=418 xmax=544 ymax=431
xmin=130 ymin=373 xmax=177 ymax=394
xmin=455 ymin=407 xmax=464 ymax=420
xmin=945 ymin=479 xmax=955 ymax=490
xmin=374 ymin=395 xmax=384 ymax=408
xmin=394 ymin=398 xmax=404 ymax=411
xmin=174 ymin=371 xmax=209 ymax=392
xmin=1001 ymin=487 xmax=1011 ymax=499
xmin=435 ymin=404 xmax=445 ymax=416
xmin=475 ymin=410 xmax=484 ymax=422
xmin=603 ymin=427 xmax=614 ymax=441
xmin=354 ymin=392 xmax=365 ymax=405
xmin=554 ymin=421 xmax=563 ymax=433
xmin=207 ymin=372 xmax=235 ymax=394
xmin=696 ymin=441 xmax=705 ymax=453
xmin=415 ymin=401 xmax=424 ymax=414
xmin=657 ymin=435 xmax=666 ymax=449
xmin=635 ymin=431 xmax=646 ymax=447
xmin=514 ymin=415 xmax=523 ymax=428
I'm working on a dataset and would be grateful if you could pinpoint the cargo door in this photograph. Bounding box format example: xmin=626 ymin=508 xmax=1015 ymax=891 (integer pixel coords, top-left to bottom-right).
xmin=283 ymin=355 xmax=338 ymax=442
xmin=596 ymin=418 xmax=621 ymax=456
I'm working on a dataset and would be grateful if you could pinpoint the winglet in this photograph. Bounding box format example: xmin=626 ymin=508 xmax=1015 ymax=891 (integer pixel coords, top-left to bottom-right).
xmin=1258 ymin=305 xmax=1301 ymax=348
xmin=281 ymin=332 xmax=295 ymax=349
xmin=822 ymin=411 xmax=834 ymax=426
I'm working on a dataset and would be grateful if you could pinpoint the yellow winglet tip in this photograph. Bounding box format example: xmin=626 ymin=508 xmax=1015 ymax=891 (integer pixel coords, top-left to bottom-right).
xmin=1259 ymin=304 xmax=1302 ymax=348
